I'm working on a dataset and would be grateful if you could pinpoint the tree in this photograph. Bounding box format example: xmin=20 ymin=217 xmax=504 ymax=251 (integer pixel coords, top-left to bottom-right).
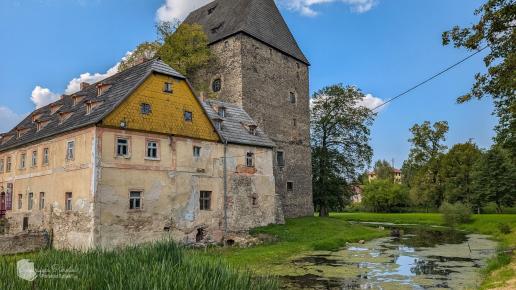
xmin=472 ymin=147 xmax=515 ymax=213
xmin=373 ymin=160 xmax=394 ymax=181
xmin=402 ymin=121 xmax=449 ymax=210
xmin=362 ymin=180 xmax=409 ymax=213
xmin=158 ymin=23 xmax=214 ymax=79
xmin=439 ymin=142 xmax=483 ymax=208
xmin=311 ymin=85 xmax=375 ymax=216
xmin=443 ymin=0 xmax=515 ymax=157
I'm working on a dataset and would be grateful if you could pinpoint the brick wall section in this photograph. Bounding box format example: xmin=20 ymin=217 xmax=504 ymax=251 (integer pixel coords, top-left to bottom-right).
xmin=0 ymin=232 xmax=49 ymax=255
xmin=191 ymin=33 xmax=314 ymax=218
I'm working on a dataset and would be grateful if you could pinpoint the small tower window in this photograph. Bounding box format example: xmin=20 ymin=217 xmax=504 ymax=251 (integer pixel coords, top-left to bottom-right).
xmin=212 ymin=78 xmax=221 ymax=92
xmin=287 ymin=182 xmax=294 ymax=192
xmin=289 ymin=92 xmax=297 ymax=104
xmin=276 ymin=151 xmax=285 ymax=167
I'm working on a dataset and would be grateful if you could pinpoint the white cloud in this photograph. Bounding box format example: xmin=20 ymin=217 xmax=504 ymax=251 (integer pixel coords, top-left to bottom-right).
xmin=278 ymin=0 xmax=377 ymax=16
xmin=156 ymin=0 xmax=211 ymax=22
xmin=0 ymin=106 xmax=27 ymax=133
xmin=358 ymin=93 xmax=386 ymax=111
xmin=29 ymin=51 xmax=132 ymax=109
xmin=155 ymin=0 xmax=377 ymax=22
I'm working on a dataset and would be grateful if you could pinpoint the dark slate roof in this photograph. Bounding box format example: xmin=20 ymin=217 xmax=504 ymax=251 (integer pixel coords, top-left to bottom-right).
xmin=0 ymin=59 xmax=185 ymax=152
xmin=203 ymin=99 xmax=275 ymax=148
xmin=184 ymin=0 xmax=309 ymax=65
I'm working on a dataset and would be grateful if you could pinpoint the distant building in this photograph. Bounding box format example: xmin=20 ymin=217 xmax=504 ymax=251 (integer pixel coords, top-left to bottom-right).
xmin=350 ymin=185 xmax=363 ymax=204
xmin=367 ymin=168 xmax=402 ymax=184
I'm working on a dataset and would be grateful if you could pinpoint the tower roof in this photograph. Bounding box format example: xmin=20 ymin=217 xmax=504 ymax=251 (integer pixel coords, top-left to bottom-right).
xmin=184 ymin=0 xmax=309 ymax=65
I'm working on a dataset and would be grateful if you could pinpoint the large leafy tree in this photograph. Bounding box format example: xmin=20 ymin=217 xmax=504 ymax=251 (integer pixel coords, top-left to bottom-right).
xmin=439 ymin=142 xmax=483 ymax=208
xmin=362 ymin=180 xmax=409 ymax=213
xmin=443 ymin=0 xmax=515 ymax=156
xmin=402 ymin=121 xmax=449 ymax=210
xmin=472 ymin=147 xmax=515 ymax=213
xmin=311 ymin=85 xmax=374 ymax=216
xmin=373 ymin=160 xmax=394 ymax=181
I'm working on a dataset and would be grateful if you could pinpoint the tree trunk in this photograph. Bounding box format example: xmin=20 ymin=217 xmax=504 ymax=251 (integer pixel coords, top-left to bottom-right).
xmin=319 ymin=206 xmax=329 ymax=217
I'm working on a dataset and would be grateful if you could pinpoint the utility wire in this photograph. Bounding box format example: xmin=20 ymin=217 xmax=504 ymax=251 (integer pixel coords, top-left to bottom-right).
xmin=371 ymin=46 xmax=489 ymax=112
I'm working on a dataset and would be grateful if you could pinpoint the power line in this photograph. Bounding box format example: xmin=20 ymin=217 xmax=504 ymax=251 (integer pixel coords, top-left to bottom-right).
xmin=371 ymin=46 xmax=489 ymax=112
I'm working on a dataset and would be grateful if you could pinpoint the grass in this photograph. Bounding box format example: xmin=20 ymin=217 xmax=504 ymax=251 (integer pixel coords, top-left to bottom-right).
xmin=209 ymin=216 xmax=387 ymax=273
xmin=331 ymin=212 xmax=516 ymax=289
xmin=0 ymin=242 xmax=278 ymax=290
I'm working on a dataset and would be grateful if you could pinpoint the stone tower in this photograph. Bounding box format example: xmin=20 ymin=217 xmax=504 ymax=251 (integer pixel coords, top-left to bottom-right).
xmin=185 ymin=0 xmax=313 ymax=217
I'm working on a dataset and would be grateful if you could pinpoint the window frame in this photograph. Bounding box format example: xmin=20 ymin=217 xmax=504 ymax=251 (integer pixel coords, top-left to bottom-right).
xmin=183 ymin=111 xmax=193 ymax=122
xmin=145 ymin=139 xmax=160 ymax=160
xmin=42 ymin=148 xmax=49 ymax=166
xmin=39 ymin=192 xmax=45 ymax=210
xmin=28 ymin=192 xmax=33 ymax=210
xmin=0 ymin=158 xmax=4 ymax=172
xmin=65 ymin=192 xmax=73 ymax=211
xmin=115 ymin=137 xmax=130 ymax=158
xmin=289 ymin=92 xmax=297 ymax=104
xmin=212 ymin=78 xmax=222 ymax=92
xmin=163 ymin=82 xmax=173 ymax=93
xmin=18 ymin=194 xmax=22 ymax=210
xmin=129 ymin=190 xmax=143 ymax=210
xmin=287 ymin=181 xmax=294 ymax=192
xmin=199 ymin=191 xmax=212 ymax=211
xmin=193 ymin=146 xmax=201 ymax=158
xmin=246 ymin=152 xmax=255 ymax=168
xmin=140 ymin=103 xmax=152 ymax=115
xmin=6 ymin=157 xmax=12 ymax=172
xmin=66 ymin=141 xmax=75 ymax=161
xmin=19 ymin=153 xmax=26 ymax=169
xmin=276 ymin=151 xmax=285 ymax=167
xmin=31 ymin=150 xmax=37 ymax=167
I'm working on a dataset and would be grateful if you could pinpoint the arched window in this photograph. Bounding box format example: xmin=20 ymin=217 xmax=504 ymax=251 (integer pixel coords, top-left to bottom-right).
xmin=212 ymin=78 xmax=222 ymax=92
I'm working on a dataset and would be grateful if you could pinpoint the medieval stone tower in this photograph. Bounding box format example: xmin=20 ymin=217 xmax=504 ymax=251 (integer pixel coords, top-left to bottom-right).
xmin=185 ymin=0 xmax=313 ymax=218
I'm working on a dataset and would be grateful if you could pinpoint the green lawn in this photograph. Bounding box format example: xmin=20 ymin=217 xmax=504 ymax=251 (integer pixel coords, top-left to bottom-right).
xmin=210 ymin=216 xmax=387 ymax=273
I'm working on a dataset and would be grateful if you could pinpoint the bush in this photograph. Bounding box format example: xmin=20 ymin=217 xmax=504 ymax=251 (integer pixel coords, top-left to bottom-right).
xmin=498 ymin=223 xmax=511 ymax=234
xmin=440 ymin=202 xmax=472 ymax=226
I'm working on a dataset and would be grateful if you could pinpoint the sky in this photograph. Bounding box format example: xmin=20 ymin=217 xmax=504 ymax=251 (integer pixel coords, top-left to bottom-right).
xmin=0 ymin=0 xmax=496 ymax=168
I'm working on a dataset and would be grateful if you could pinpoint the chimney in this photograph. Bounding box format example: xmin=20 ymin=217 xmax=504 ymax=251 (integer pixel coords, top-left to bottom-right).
xmin=80 ymin=82 xmax=91 ymax=91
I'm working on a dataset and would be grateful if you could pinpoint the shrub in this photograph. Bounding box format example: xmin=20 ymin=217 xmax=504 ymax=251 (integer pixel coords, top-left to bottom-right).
xmin=440 ymin=202 xmax=472 ymax=226
xmin=498 ymin=223 xmax=511 ymax=234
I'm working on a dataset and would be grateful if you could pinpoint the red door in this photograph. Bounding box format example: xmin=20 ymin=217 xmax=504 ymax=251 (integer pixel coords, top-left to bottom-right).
xmin=0 ymin=192 xmax=5 ymax=217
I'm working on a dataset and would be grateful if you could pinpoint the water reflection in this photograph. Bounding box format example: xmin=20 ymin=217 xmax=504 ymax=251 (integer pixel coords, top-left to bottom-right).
xmin=283 ymin=226 xmax=497 ymax=289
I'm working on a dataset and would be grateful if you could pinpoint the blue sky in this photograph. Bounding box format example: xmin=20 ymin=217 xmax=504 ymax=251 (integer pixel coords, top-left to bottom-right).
xmin=0 ymin=0 xmax=496 ymax=168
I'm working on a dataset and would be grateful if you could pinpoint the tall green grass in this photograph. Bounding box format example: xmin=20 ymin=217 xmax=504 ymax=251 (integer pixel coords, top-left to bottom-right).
xmin=0 ymin=242 xmax=278 ymax=290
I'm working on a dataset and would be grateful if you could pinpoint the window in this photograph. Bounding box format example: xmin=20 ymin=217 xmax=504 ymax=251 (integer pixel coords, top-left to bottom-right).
xmin=65 ymin=192 xmax=72 ymax=211
xmin=39 ymin=192 xmax=45 ymax=210
xmin=276 ymin=151 xmax=285 ymax=167
xmin=248 ymin=125 xmax=257 ymax=136
xmin=86 ymin=103 xmax=93 ymax=115
xmin=287 ymin=182 xmax=294 ymax=192
xmin=199 ymin=191 xmax=211 ymax=210
xmin=211 ymin=22 xmax=224 ymax=34
xmin=214 ymin=120 xmax=222 ymax=130
xmin=28 ymin=192 xmax=33 ymax=210
xmin=6 ymin=157 xmax=11 ymax=172
xmin=163 ymin=82 xmax=173 ymax=93
xmin=184 ymin=111 xmax=193 ymax=122
xmin=293 ymin=118 xmax=297 ymax=127
xmin=140 ymin=103 xmax=152 ymax=115
xmin=193 ymin=146 xmax=201 ymax=158
xmin=42 ymin=148 xmax=49 ymax=165
xmin=129 ymin=191 xmax=142 ymax=210
xmin=18 ymin=194 xmax=22 ymax=210
xmin=66 ymin=141 xmax=75 ymax=160
xmin=289 ymin=92 xmax=296 ymax=104
xmin=246 ymin=152 xmax=255 ymax=167
xmin=212 ymin=78 xmax=222 ymax=92
xmin=6 ymin=183 xmax=13 ymax=210
xmin=252 ymin=196 xmax=258 ymax=206
xmin=20 ymin=153 xmax=26 ymax=169
xmin=22 ymin=217 xmax=29 ymax=231
xmin=217 ymin=107 xmax=225 ymax=117
xmin=146 ymin=141 xmax=158 ymax=159
xmin=116 ymin=138 xmax=129 ymax=157
xmin=31 ymin=151 xmax=37 ymax=167
xmin=0 ymin=159 xmax=3 ymax=172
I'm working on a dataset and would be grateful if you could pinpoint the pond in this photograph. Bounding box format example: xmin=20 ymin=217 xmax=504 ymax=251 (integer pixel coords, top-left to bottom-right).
xmin=281 ymin=225 xmax=497 ymax=289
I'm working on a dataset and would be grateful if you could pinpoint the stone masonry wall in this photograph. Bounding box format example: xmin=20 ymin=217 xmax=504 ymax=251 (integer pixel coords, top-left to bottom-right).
xmin=191 ymin=33 xmax=314 ymax=218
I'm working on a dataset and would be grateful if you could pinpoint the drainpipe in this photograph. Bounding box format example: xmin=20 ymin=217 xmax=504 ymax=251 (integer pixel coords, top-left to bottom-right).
xmin=223 ymin=140 xmax=228 ymax=244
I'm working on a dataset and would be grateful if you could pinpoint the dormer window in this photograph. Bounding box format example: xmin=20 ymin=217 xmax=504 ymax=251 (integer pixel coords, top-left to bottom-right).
xmin=50 ymin=104 xmax=62 ymax=115
xmin=1 ymin=134 xmax=14 ymax=145
xmin=32 ymin=113 xmax=42 ymax=123
xmin=86 ymin=100 xmax=103 ymax=115
xmin=214 ymin=119 xmax=223 ymax=130
xmin=96 ymin=83 xmax=112 ymax=96
xmin=36 ymin=120 xmax=50 ymax=132
xmin=217 ymin=106 xmax=226 ymax=118
xmin=248 ymin=125 xmax=258 ymax=136
xmin=207 ymin=5 xmax=217 ymax=15
xmin=59 ymin=112 xmax=72 ymax=124
xmin=72 ymin=95 xmax=84 ymax=106
xmin=211 ymin=22 xmax=224 ymax=34
xmin=17 ymin=128 xmax=30 ymax=139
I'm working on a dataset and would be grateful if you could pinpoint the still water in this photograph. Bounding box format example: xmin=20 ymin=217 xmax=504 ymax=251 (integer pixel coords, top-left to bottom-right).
xmin=282 ymin=225 xmax=497 ymax=289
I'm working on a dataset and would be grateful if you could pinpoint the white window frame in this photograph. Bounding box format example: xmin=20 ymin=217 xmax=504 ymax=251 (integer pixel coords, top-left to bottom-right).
xmin=129 ymin=191 xmax=143 ymax=210
xmin=65 ymin=192 xmax=72 ymax=211
xmin=246 ymin=152 xmax=255 ymax=168
xmin=31 ymin=150 xmax=37 ymax=167
xmin=145 ymin=140 xmax=159 ymax=160
xmin=193 ymin=146 xmax=201 ymax=158
xmin=42 ymin=148 xmax=49 ymax=166
xmin=66 ymin=141 xmax=75 ymax=161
